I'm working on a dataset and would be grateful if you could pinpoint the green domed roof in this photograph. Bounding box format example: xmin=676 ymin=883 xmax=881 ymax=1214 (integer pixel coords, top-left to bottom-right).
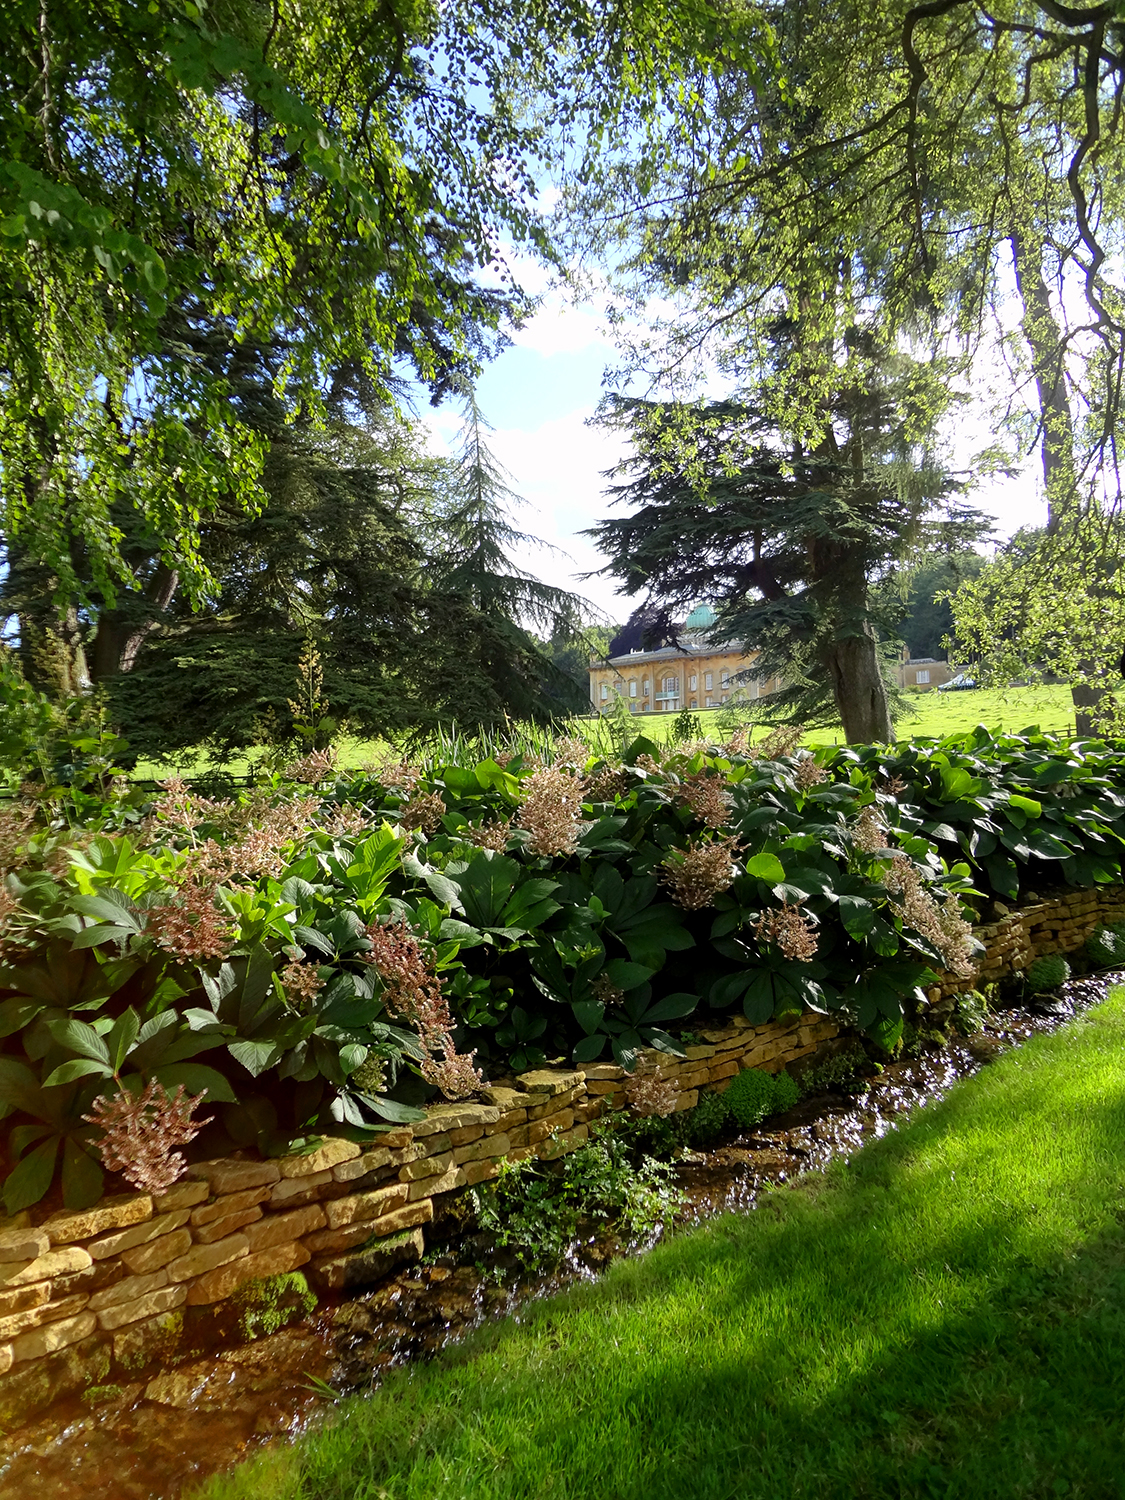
xmin=684 ymin=603 xmax=717 ymax=629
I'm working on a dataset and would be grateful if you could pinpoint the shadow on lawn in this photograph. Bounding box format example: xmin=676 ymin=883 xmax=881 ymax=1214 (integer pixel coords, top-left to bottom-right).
xmin=210 ymin=1008 xmax=1125 ymax=1500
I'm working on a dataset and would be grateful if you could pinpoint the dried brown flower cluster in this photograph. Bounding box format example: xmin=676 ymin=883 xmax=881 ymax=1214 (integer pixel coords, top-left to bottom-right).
xmin=752 ymin=726 xmax=805 ymax=762
xmin=319 ymin=804 xmax=369 ymax=839
xmin=591 ymin=973 xmax=625 ymax=1007
xmin=675 ymin=769 xmax=733 ymax=829
xmin=661 ymin=834 xmax=742 ymax=910
xmin=877 ymin=773 xmax=907 ymax=797
xmin=374 ymin=760 xmax=423 ymax=796
xmin=793 ymin=754 xmax=828 ymax=791
xmin=147 ymin=880 xmax=235 ymax=961
xmin=280 ymin=961 xmax=325 ymax=1011
xmin=397 ymin=791 xmax=447 ymax=835
xmin=754 ymin=900 xmax=819 ymax=961
xmin=463 ymin=819 xmax=512 ymax=851
xmin=719 ymin=727 xmax=751 ymax=756
xmin=851 ymin=803 xmax=891 ymax=856
xmin=0 ymin=800 xmax=37 ymax=874
xmin=421 ymin=1045 xmax=484 ymax=1100
xmin=585 ymin=765 xmax=628 ymax=804
xmin=517 ymin=765 xmax=587 ymax=857
xmin=552 ymin=736 xmax=589 ymax=770
xmin=885 ymin=854 xmax=976 ymax=978
xmin=364 ymin=919 xmax=482 ymax=1098
xmin=625 ymin=1064 xmax=679 ymax=1118
xmin=85 ymin=1079 xmax=211 ymax=1194
xmin=283 ymin=747 xmax=339 ymax=785
xmin=151 ymin=777 xmax=222 ymax=840
xmin=634 ymin=753 xmax=665 ymax=777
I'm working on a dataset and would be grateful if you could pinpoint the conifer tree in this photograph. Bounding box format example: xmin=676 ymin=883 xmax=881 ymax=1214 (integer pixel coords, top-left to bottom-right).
xmin=425 ymin=389 xmax=591 ymax=728
xmin=591 ymin=337 xmax=987 ymax=743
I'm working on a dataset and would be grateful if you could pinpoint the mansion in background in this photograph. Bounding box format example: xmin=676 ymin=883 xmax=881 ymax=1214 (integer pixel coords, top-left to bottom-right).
xmin=588 ymin=604 xmax=783 ymax=716
xmin=587 ymin=607 xmax=956 ymax=716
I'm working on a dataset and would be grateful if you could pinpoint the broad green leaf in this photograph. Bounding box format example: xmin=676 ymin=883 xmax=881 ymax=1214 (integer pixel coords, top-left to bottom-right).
xmin=643 ymin=991 xmax=699 ymax=1022
xmin=604 ymin=958 xmax=655 ymax=991
xmin=61 ymin=1139 xmax=105 ymax=1210
xmin=744 ymin=852 xmax=787 ymax=883
xmin=3 ymin=1136 xmax=60 ymax=1214
xmin=573 ymin=1033 xmax=606 ymax=1062
xmin=42 ymin=1057 xmax=111 ymax=1087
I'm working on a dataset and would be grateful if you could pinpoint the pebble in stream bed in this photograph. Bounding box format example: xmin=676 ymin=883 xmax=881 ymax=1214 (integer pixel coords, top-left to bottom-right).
xmin=0 ymin=977 xmax=1111 ymax=1500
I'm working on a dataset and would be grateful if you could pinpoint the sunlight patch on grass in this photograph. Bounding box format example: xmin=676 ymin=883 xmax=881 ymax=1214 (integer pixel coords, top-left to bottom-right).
xmin=198 ymin=988 xmax=1125 ymax=1500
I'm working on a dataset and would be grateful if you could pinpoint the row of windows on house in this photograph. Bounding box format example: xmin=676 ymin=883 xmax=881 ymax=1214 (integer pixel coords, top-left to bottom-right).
xmin=598 ymin=671 xmax=734 ymax=712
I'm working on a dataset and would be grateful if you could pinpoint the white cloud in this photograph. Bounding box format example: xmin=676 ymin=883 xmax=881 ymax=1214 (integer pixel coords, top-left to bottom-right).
xmin=509 ymin=297 xmax=612 ymax=359
xmin=488 ymin=408 xmax=632 ymax=621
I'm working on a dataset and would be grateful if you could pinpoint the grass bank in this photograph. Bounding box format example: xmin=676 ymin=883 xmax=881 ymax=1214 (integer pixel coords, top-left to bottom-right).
xmin=201 ymin=989 xmax=1125 ymax=1500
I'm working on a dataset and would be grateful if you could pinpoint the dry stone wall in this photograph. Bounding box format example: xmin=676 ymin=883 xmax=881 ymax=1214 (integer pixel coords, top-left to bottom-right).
xmin=929 ymin=882 xmax=1125 ymax=1001
xmin=2 ymin=881 xmax=1123 ymax=1426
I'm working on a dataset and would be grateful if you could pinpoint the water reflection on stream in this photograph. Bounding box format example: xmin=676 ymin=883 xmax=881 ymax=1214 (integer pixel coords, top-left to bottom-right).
xmin=1 ymin=978 xmax=1111 ymax=1500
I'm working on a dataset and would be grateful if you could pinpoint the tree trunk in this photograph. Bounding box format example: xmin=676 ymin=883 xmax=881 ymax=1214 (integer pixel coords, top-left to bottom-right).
xmin=1010 ymin=231 xmax=1076 ymax=534
xmin=823 ymin=627 xmax=893 ymax=744
xmin=1010 ymin=232 xmax=1101 ymax=734
xmin=89 ymin=564 xmax=179 ymax=682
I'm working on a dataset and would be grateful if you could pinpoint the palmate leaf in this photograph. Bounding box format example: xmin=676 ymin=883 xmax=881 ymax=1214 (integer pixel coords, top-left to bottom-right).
xmin=3 ymin=1135 xmax=60 ymax=1214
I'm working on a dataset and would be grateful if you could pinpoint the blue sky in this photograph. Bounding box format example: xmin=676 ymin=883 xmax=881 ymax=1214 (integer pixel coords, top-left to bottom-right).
xmin=417 ymin=250 xmax=1047 ymax=629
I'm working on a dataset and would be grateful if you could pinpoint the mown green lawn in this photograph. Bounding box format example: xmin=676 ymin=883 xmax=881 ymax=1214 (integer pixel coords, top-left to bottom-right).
xmin=134 ymin=683 xmax=1076 ymax=780
xmin=200 ymin=988 xmax=1125 ymax=1500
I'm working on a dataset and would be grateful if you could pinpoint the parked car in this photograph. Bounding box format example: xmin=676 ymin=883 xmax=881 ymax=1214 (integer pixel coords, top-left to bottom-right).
xmin=937 ymin=672 xmax=978 ymax=692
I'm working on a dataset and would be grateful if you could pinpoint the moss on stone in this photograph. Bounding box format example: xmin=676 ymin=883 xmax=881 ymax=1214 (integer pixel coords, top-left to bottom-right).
xmin=233 ymin=1271 xmax=317 ymax=1341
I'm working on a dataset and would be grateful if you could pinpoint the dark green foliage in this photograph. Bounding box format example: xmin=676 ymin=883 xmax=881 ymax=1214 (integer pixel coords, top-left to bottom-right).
xmin=878 ymin=552 xmax=986 ymax=661
xmin=1084 ymin=927 xmax=1125 ymax=968
xmin=473 ymin=1127 xmax=682 ymax=1271
xmin=723 ymin=1068 xmax=781 ymax=1129
xmin=798 ymin=1045 xmax=871 ymax=1096
xmin=3 ymin=722 xmax=1125 ymax=1210
xmin=1027 ymin=955 xmax=1071 ymax=993
xmin=771 ymin=1070 xmax=801 ymax=1113
xmin=682 ymin=1088 xmax=730 ymax=1145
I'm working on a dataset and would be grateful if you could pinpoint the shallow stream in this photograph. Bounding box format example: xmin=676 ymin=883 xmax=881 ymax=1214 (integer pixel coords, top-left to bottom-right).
xmin=1 ymin=977 xmax=1112 ymax=1500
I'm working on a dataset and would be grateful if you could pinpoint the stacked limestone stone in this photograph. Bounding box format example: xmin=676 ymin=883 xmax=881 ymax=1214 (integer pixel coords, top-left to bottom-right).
xmin=928 ymin=884 xmax=1125 ymax=1001
xmin=0 ymin=1007 xmax=840 ymax=1412
xmin=4 ymin=883 xmax=1122 ymax=1420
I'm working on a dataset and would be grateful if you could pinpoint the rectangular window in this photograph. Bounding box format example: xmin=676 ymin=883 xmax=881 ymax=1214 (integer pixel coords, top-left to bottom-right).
xmin=721 ymin=670 xmax=730 ymax=687
xmin=690 ymin=699 xmax=698 ymax=709
xmin=721 ymin=695 xmax=728 ymax=704
xmin=689 ymin=674 xmax=698 ymax=691
xmin=705 ymin=672 xmax=713 ymax=690
xmin=642 ymin=703 xmax=651 ymax=712
xmin=705 ymin=697 xmax=714 ymax=708
xmin=629 ymin=679 xmax=637 ymax=697
xmin=643 ymin=679 xmax=650 ymax=697
xmin=600 ymin=683 xmax=608 ymax=700
xmin=915 ymin=670 xmax=930 ymax=685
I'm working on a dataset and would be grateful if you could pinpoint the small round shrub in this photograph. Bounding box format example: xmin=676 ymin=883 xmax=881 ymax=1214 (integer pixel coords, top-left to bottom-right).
xmin=1026 ymin=954 xmax=1071 ymax=993
xmin=1085 ymin=926 xmax=1123 ymax=967
xmin=771 ymin=1070 xmax=800 ymax=1113
xmin=723 ymin=1067 xmax=778 ymax=1129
